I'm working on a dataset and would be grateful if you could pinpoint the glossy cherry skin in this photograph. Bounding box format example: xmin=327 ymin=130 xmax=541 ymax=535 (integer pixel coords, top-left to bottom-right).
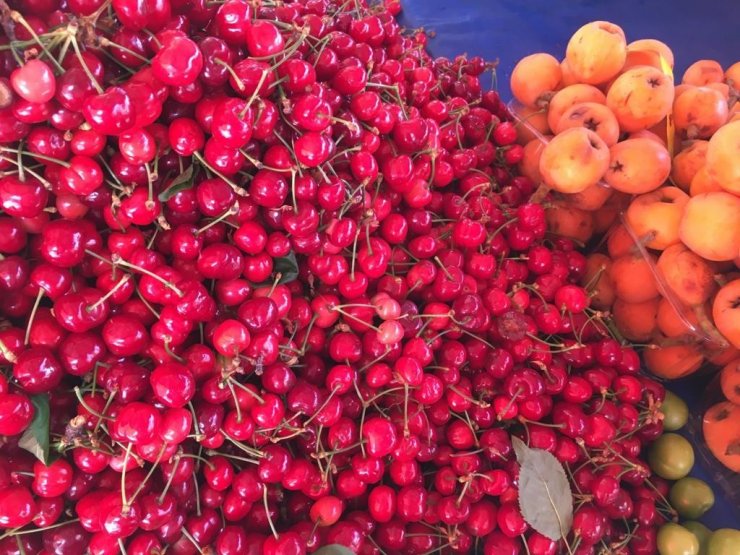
xmin=0 ymin=392 xmax=34 ymax=435
xmin=102 ymin=314 xmax=149 ymax=356
xmin=82 ymin=87 xmax=137 ymax=136
xmin=152 ymin=36 xmax=203 ymax=86
xmin=0 ymin=486 xmax=37 ymax=528
xmin=0 ymin=176 xmax=48 ymax=218
xmin=149 ymin=362 xmax=196 ymax=408
xmin=12 ymin=346 xmax=64 ymax=394
xmin=110 ymin=402 xmax=161 ymax=445
xmin=11 ymin=59 xmax=56 ymax=103
xmin=32 ymin=459 xmax=74 ymax=498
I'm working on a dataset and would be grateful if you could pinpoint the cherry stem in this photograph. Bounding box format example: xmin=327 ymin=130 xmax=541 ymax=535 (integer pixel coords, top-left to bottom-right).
xmin=0 ymin=155 xmax=52 ymax=189
xmin=67 ymin=27 xmax=104 ymax=94
xmin=192 ymin=151 xmax=247 ymax=196
xmin=180 ymin=527 xmax=205 ymax=555
xmin=158 ymin=453 xmax=180 ymax=504
xmin=244 ymin=70 xmax=269 ymax=112
xmin=329 ymin=305 xmax=381 ymax=333
xmin=263 ymin=486 xmax=279 ymax=540
xmin=98 ymin=37 xmax=150 ymax=64
xmin=73 ymin=387 xmax=112 ymax=421
xmin=226 ymin=381 xmax=243 ymax=424
xmin=448 ymin=386 xmax=490 ymax=408
xmin=178 ymin=453 xmax=216 ymax=470
xmin=21 ymin=288 xmax=44 ymax=346
xmin=93 ymin=390 xmax=117 ymax=434
xmin=87 ymin=275 xmax=131 ymax=312
xmin=0 ymin=518 xmax=81 ymax=540
xmin=0 ymin=146 xmax=70 ymax=168
xmin=221 ymin=429 xmax=265 ymax=459
xmin=239 ymin=148 xmax=289 ymax=173
xmin=196 ymin=202 xmax=239 ymax=235
xmin=205 ymin=450 xmax=259 ymax=466
xmin=0 ymin=338 xmax=17 ymax=363
xmin=107 ymin=253 xmax=184 ymax=297
xmin=10 ymin=11 xmax=64 ymax=72
xmin=303 ymin=388 xmax=337 ymax=428
xmin=123 ymin=449 xmax=165 ymax=515
xmin=120 ymin=442 xmax=133 ymax=509
xmin=213 ymin=58 xmax=246 ymax=92
xmin=228 ymin=378 xmax=265 ymax=405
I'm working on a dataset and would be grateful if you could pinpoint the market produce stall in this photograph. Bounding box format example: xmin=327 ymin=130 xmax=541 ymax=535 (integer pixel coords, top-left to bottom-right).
xmin=0 ymin=0 xmax=738 ymax=553
xmin=400 ymin=0 xmax=740 ymax=533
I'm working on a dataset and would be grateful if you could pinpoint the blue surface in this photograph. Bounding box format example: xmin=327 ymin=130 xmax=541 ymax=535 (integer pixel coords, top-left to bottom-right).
xmin=400 ymin=0 xmax=740 ymax=100
xmin=400 ymin=0 xmax=740 ymax=531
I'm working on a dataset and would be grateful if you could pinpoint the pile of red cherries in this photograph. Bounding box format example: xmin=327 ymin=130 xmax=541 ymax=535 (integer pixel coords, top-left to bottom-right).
xmin=0 ymin=0 xmax=670 ymax=553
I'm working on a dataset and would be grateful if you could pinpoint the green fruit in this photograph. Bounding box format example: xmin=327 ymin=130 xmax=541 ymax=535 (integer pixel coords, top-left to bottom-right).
xmin=661 ymin=391 xmax=689 ymax=431
xmin=648 ymin=433 xmax=695 ymax=480
xmin=669 ymin=477 xmax=715 ymax=519
xmin=658 ymin=523 xmax=700 ymax=555
xmin=683 ymin=521 xmax=713 ymax=555
xmin=707 ymin=529 xmax=740 ymax=555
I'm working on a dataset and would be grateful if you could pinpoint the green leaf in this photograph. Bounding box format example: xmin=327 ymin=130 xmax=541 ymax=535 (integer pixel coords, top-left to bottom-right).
xmin=273 ymin=252 xmax=299 ymax=284
xmin=513 ymin=436 xmax=573 ymax=541
xmin=314 ymin=546 xmax=354 ymax=555
xmin=18 ymin=394 xmax=50 ymax=465
xmin=158 ymin=164 xmax=194 ymax=201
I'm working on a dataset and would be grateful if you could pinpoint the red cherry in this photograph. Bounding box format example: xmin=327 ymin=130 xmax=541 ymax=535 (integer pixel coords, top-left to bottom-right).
xmin=152 ymin=36 xmax=204 ymax=86
xmin=0 ymin=486 xmax=37 ymax=527
xmin=0 ymin=392 xmax=34 ymax=435
xmin=82 ymin=87 xmax=137 ymax=136
xmin=11 ymin=59 xmax=56 ymax=103
xmin=32 ymin=459 xmax=73 ymax=498
xmin=110 ymin=402 xmax=161 ymax=445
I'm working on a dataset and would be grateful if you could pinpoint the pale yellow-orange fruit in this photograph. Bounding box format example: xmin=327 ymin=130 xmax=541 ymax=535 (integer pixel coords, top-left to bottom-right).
xmin=510 ymin=53 xmax=562 ymax=108
xmin=644 ymin=343 xmax=704 ymax=380
xmin=725 ymin=61 xmax=740 ymax=89
xmin=545 ymin=201 xmax=594 ymax=243
xmin=656 ymin=243 xmax=718 ymax=306
xmin=565 ymin=21 xmax=627 ymax=84
xmin=689 ymin=166 xmax=724 ymax=196
xmin=610 ymin=252 xmax=660 ymax=303
xmin=582 ymin=253 xmax=615 ymax=310
xmin=554 ymin=102 xmax=621 ymax=146
xmin=518 ymin=138 xmax=549 ymax=184
xmin=625 ymin=38 xmax=675 ymax=70
xmin=546 ymin=84 xmax=606 ymax=132
xmin=706 ymin=82 xmax=731 ymax=100
xmin=679 ymin=192 xmax=740 ymax=261
xmin=538 ymin=127 xmax=610 ymax=193
xmin=559 ymin=58 xmax=580 ymax=87
xmin=613 ymin=298 xmax=659 ymax=342
xmin=625 ymin=187 xmax=689 ymax=250
xmin=671 ymin=140 xmax=709 ymax=191
xmin=673 ymin=86 xmax=730 ymax=139
xmin=682 ymin=59 xmax=724 ymax=86
xmin=561 ymin=182 xmax=613 ymax=211
xmin=628 ymin=129 xmax=666 ymax=144
xmin=606 ymin=66 xmax=675 ymax=132
xmin=607 ymin=223 xmax=637 ymax=258
xmin=604 ymin=138 xmax=672 ymax=194
xmin=514 ymin=105 xmax=551 ymax=144
xmin=713 ymin=279 xmax=740 ymax=349
xmin=705 ymin=120 xmax=740 ymax=194
xmin=656 ymin=297 xmax=702 ymax=338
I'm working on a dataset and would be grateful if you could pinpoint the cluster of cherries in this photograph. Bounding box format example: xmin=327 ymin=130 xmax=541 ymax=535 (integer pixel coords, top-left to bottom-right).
xmin=0 ymin=0 xmax=672 ymax=553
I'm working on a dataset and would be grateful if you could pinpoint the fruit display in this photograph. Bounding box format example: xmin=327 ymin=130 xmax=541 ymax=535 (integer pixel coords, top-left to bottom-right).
xmin=511 ymin=25 xmax=740 ymax=381
xmin=0 ymin=0 xmax=738 ymax=553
